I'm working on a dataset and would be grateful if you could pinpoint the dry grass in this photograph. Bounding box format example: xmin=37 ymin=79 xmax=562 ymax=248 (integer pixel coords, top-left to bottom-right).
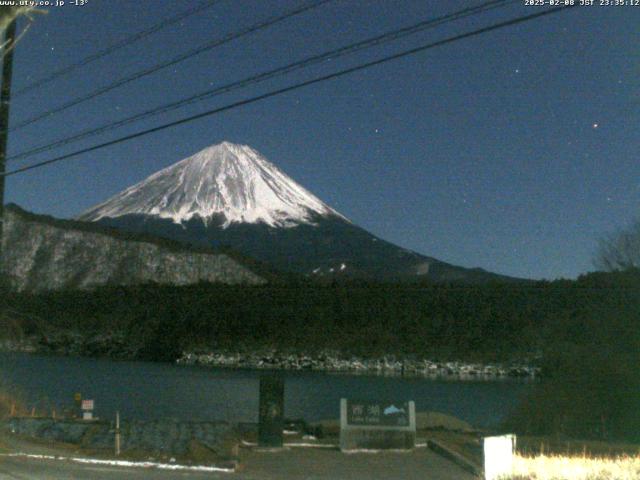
xmin=517 ymin=436 xmax=640 ymax=458
xmin=505 ymin=453 xmax=640 ymax=480
xmin=0 ymin=389 xmax=27 ymax=419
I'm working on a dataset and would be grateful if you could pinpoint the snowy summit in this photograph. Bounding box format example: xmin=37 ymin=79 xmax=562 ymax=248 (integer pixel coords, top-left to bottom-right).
xmin=79 ymin=142 xmax=347 ymax=228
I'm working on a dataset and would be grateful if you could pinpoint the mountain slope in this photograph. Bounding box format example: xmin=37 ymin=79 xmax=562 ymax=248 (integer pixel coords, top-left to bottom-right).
xmin=79 ymin=142 xmax=517 ymax=283
xmin=2 ymin=204 xmax=267 ymax=292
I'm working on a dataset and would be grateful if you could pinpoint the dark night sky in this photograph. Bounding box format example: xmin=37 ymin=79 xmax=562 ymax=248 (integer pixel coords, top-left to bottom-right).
xmin=4 ymin=0 xmax=639 ymax=280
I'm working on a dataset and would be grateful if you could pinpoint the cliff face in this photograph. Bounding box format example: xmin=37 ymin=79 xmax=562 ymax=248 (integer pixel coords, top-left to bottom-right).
xmin=1 ymin=206 xmax=266 ymax=292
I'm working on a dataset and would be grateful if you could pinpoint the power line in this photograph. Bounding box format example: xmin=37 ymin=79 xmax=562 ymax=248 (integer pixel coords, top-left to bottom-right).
xmin=9 ymin=0 xmax=333 ymax=132
xmin=14 ymin=0 xmax=223 ymax=98
xmin=8 ymin=0 xmax=516 ymax=163
xmin=2 ymin=5 xmax=575 ymax=178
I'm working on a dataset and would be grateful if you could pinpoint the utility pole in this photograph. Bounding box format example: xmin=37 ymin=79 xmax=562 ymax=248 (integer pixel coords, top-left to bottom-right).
xmin=0 ymin=18 xmax=17 ymax=276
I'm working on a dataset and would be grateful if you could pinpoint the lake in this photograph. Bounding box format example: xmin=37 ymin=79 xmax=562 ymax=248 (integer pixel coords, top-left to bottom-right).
xmin=0 ymin=352 xmax=532 ymax=428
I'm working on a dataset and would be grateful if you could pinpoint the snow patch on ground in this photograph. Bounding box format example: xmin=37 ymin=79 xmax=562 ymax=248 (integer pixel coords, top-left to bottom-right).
xmin=0 ymin=453 xmax=235 ymax=473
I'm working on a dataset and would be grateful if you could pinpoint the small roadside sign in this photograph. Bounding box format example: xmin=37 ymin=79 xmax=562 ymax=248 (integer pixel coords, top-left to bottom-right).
xmin=80 ymin=399 xmax=95 ymax=420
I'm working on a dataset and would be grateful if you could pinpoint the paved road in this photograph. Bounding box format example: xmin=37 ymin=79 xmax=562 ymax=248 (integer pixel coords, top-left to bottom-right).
xmin=0 ymin=455 xmax=222 ymax=479
xmin=0 ymin=447 xmax=477 ymax=480
xmin=239 ymin=447 xmax=478 ymax=480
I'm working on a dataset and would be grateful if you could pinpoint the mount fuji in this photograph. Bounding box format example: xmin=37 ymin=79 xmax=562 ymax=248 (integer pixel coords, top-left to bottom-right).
xmin=79 ymin=142 xmax=511 ymax=282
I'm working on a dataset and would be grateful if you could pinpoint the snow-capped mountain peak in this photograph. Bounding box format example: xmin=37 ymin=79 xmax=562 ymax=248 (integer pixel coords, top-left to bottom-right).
xmin=79 ymin=142 xmax=347 ymax=228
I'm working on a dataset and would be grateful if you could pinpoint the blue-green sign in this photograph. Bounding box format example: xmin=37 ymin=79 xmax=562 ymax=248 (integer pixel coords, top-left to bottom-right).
xmin=346 ymin=400 xmax=410 ymax=427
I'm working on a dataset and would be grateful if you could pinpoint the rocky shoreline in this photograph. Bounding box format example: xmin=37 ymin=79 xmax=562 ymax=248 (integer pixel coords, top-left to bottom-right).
xmin=0 ymin=339 xmax=37 ymax=354
xmin=0 ymin=338 xmax=540 ymax=380
xmin=177 ymin=350 xmax=540 ymax=380
xmin=0 ymin=334 xmax=140 ymax=359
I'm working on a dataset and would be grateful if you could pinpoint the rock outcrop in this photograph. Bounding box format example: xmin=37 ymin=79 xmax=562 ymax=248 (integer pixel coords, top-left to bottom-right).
xmin=1 ymin=205 xmax=266 ymax=292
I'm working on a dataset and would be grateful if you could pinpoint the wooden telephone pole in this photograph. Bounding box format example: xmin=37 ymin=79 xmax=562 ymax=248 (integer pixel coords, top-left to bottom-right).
xmin=0 ymin=18 xmax=17 ymax=275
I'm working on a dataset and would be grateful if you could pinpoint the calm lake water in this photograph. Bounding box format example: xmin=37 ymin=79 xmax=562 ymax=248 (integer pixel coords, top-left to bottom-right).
xmin=0 ymin=352 xmax=532 ymax=428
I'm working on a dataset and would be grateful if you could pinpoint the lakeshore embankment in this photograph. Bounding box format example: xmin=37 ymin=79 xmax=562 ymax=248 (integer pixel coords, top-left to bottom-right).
xmin=0 ymin=337 xmax=539 ymax=380
xmin=177 ymin=350 xmax=539 ymax=379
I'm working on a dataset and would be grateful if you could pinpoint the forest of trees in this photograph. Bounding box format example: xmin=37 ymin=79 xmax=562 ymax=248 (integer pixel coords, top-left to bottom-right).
xmin=2 ymin=270 xmax=639 ymax=363
xmin=0 ymin=273 xmax=634 ymax=360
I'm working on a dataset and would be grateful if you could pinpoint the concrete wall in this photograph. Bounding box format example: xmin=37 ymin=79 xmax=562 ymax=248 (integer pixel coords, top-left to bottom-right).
xmin=3 ymin=417 xmax=239 ymax=459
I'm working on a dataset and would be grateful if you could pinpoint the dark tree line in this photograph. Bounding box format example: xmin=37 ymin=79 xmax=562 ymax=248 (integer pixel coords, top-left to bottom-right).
xmin=2 ymin=271 xmax=639 ymax=363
